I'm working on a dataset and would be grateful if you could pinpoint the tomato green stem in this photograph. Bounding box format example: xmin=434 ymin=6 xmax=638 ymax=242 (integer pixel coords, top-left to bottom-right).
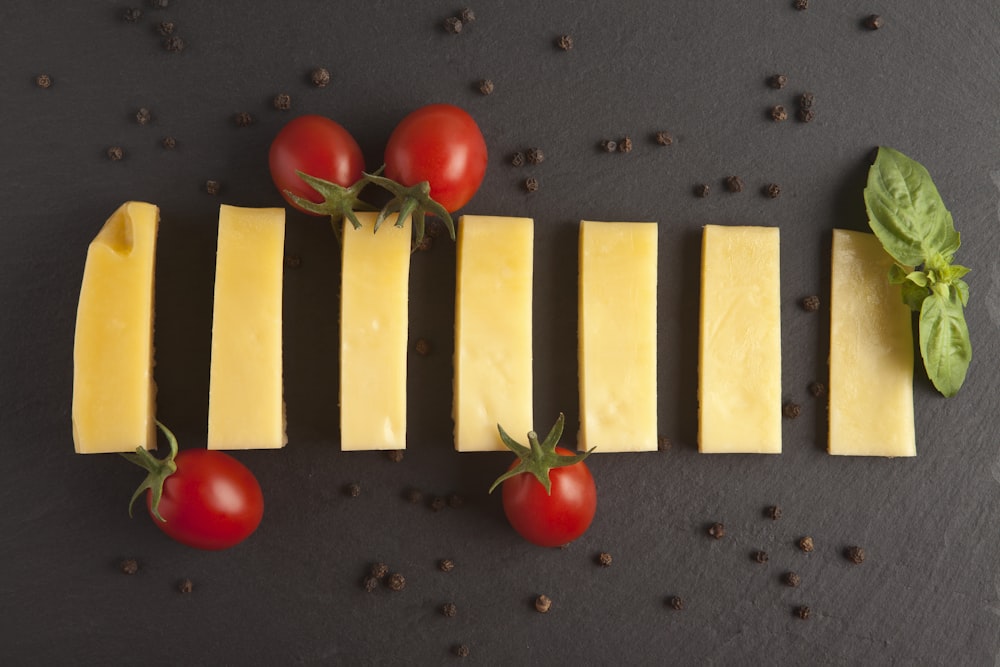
xmin=120 ymin=421 xmax=179 ymax=522
xmin=489 ymin=413 xmax=594 ymax=496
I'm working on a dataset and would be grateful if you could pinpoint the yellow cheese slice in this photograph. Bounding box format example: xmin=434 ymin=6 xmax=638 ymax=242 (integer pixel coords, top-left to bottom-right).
xmin=72 ymin=202 xmax=159 ymax=453
xmin=578 ymin=220 xmax=658 ymax=452
xmin=829 ymin=229 xmax=915 ymax=456
xmin=340 ymin=212 xmax=411 ymax=450
xmin=207 ymin=205 xmax=287 ymax=450
xmin=699 ymin=225 xmax=781 ymax=454
xmin=454 ymin=215 xmax=534 ymax=451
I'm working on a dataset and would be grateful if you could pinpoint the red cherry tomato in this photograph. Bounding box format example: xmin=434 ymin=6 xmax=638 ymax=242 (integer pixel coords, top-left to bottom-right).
xmin=269 ymin=115 xmax=365 ymax=214
xmin=145 ymin=450 xmax=264 ymax=551
xmin=384 ymin=104 xmax=488 ymax=212
xmin=501 ymin=447 xmax=597 ymax=548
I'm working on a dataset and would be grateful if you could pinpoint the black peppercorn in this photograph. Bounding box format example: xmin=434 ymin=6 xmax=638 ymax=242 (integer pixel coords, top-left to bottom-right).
xmin=617 ymin=136 xmax=633 ymax=153
xmin=556 ymin=35 xmax=573 ymax=50
xmin=764 ymin=183 xmax=781 ymax=199
xmin=798 ymin=108 xmax=815 ymax=123
xmin=178 ymin=578 xmax=193 ymax=594
xmin=453 ymin=645 xmax=470 ymax=658
xmin=119 ymin=558 xmax=139 ymax=575
xmin=385 ymin=449 xmax=404 ymax=463
xmin=205 ymin=180 xmax=221 ymax=195
xmin=708 ymin=522 xmax=725 ymax=539
xmin=273 ymin=93 xmax=291 ymax=111
xmin=524 ymin=177 xmax=539 ymax=193
xmin=668 ymin=596 xmax=685 ymax=610
xmin=657 ymin=435 xmax=672 ymax=452
xmin=597 ymin=552 xmax=613 ymax=567
xmin=413 ymin=235 xmax=433 ymax=253
xmin=106 ymin=146 xmax=124 ymax=161
xmin=801 ymin=295 xmax=820 ymax=312
xmin=442 ymin=602 xmax=458 ymax=617
xmin=233 ymin=111 xmax=254 ymax=128
xmin=122 ymin=8 xmax=143 ymax=23
xmin=866 ymin=14 xmax=884 ymax=30
xmin=35 ymin=74 xmax=52 ymax=88
xmin=600 ymin=139 xmax=617 ymax=153
xmin=654 ymin=131 xmax=673 ymax=146
xmin=753 ymin=550 xmax=769 ymax=564
xmin=148 ymin=0 xmax=169 ymax=8
xmin=444 ymin=16 xmax=463 ymax=34
xmin=845 ymin=546 xmax=866 ymax=564
xmin=414 ymin=338 xmax=431 ymax=355
xmin=478 ymin=79 xmax=494 ymax=95
xmin=783 ymin=402 xmax=801 ymax=419
xmin=799 ymin=92 xmax=815 ymax=109
xmin=808 ymin=381 xmax=826 ymax=397
xmin=793 ymin=0 xmax=808 ymax=10
xmin=284 ymin=255 xmax=301 ymax=269
xmin=535 ymin=594 xmax=552 ymax=613
xmin=311 ymin=67 xmax=331 ymax=87
xmin=526 ymin=147 xmax=545 ymax=164
xmin=406 ymin=488 xmax=423 ymax=504
xmin=796 ymin=606 xmax=811 ymax=620
xmin=157 ymin=21 xmax=174 ymax=36
xmin=783 ymin=572 xmax=801 ymax=587
xmin=371 ymin=562 xmax=389 ymax=579
xmin=439 ymin=558 xmax=455 ymax=573
xmin=135 ymin=108 xmax=152 ymax=125
xmin=511 ymin=152 xmax=525 ymax=167
xmin=460 ymin=8 xmax=476 ymax=23
xmin=768 ymin=74 xmax=788 ymax=89
xmin=430 ymin=496 xmax=447 ymax=511
xmin=726 ymin=176 xmax=745 ymax=193
xmin=161 ymin=136 xmax=176 ymax=149
xmin=766 ymin=506 xmax=782 ymax=520
xmin=799 ymin=536 xmax=815 ymax=553
xmin=387 ymin=573 xmax=406 ymax=591
xmin=694 ymin=183 xmax=711 ymax=198
xmin=447 ymin=494 xmax=464 ymax=509
xmin=363 ymin=575 xmax=378 ymax=592
xmin=163 ymin=35 xmax=185 ymax=52
xmin=770 ymin=105 xmax=788 ymax=122
xmin=345 ymin=482 xmax=361 ymax=497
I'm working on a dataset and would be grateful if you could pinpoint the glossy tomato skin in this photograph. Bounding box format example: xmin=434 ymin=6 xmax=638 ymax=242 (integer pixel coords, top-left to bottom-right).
xmin=501 ymin=447 xmax=597 ymax=547
xmin=384 ymin=104 xmax=488 ymax=212
xmin=146 ymin=450 xmax=264 ymax=551
xmin=269 ymin=115 xmax=365 ymax=214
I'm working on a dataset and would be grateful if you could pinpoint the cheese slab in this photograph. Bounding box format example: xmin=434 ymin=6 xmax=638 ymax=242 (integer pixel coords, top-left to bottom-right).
xmin=578 ymin=220 xmax=658 ymax=452
xmin=829 ymin=229 xmax=915 ymax=457
xmin=207 ymin=205 xmax=287 ymax=450
xmin=72 ymin=201 xmax=159 ymax=454
xmin=454 ymin=215 xmax=534 ymax=451
xmin=698 ymin=225 xmax=781 ymax=454
xmin=340 ymin=212 xmax=411 ymax=450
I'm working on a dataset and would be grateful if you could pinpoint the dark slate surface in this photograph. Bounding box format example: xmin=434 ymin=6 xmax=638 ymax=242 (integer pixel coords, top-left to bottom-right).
xmin=2 ymin=2 xmax=1000 ymax=665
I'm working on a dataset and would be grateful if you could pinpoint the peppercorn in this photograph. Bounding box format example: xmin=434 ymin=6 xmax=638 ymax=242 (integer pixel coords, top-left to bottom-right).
xmin=783 ymin=572 xmax=801 ymax=587
xmin=668 ymin=596 xmax=685 ymax=611
xmin=597 ymin=552 xmax=613 ymax=567
xmin=801 ymin=295 xmax=820 ymax=312
xmin=106 ymin=146 xmax=124 ymax=161
xmin=362 ymin=575 xmax=378 ymax=592
xmin=600 ymin=139 xmax=617 ymax=153
xmin=764 ymin=183 xmax=781 ymax=198
xmin=753 ymin=550 xmax=769 ymax=564
xmin=233 ymin=111 xmax=254 ymax=128
xmin=535 ymin=594 xmax=552 ymax=613
xmin=796 ymin=606 xmax=811 ymax=620
xmin=453 ymin=645 xmax=470 ymax=658
xmin=311 ymin=67 xmax=331 ymax=87
xmin=157 ymin=21 xmax=175 ymax=36
xmin=793 ymin=0 xmax=808 ymax=10
xmin=511 ymin=152 xmax=525 ymax=167
xmin=273 ymin=93 xmax=291 ymax=111
xmin=726 ymin=176 xmax=745 ymax=193
xmin=866 ymin=14 xmax=884 ymax=30
xmin=406 ymin=488 xmax=423 ymax=504
xmin=768 ymin=74 xmax=788 ymax=89
xmin=798 ymin=108 xmax=815 ymax=123
xmin=178 ymin=578 xmax=193 ymax=594
xmin=694 ymin=183 xmax=711 ymax=198
xmin=385 ymin=449 xmax=404 ymax=463
xmin=444 ymin=16 xmax=463 ymax=34
xmin=148 ymin=0 xmax=169 ymax=7
xmin=284 ymin=255 xmax=301 ymax=269
xmin=845 ymin=546 xmax=865 ymax=564
xmin=617 ymin=136 xmax=633 ymax=153
xmin=35 ymin=74 xmax=52 ymax=88
xmin=163 ymin=35 xmax=185 ymax=52
xmin=371 ymin=562 xmax=390 ymax=579
xmin=135 ymin=108 xmax=152 ymax=125
xmin=387 ymin=573 xmax=406 ymax=591
xmin=657 ymin=435 xmax=672 ymax=452
xmin=447 ymin=494 xmax=464 ymax=509
xmin=442 ymin=602 xmax=458 ymax=617
xmin=770 ymin=105 xmax=788 ymax=122
xmin=808 ymin=381 xmax=826 ymax=397
xmin=783 ymin=402 xmax=801 ymax=419
xmin=799 ymin=92 xmax=815 ymax=109
xmin=122 ymin=8 xmax=143 ymax=23
xmin=439 ymin=558 xmax=455 ymax=573
xmin=414 ymin=235 xmax=433 ymax=252
xmin=654 ymin=131 xmax=674 ymax=146
xmin=430 ymin=496 xmax=447 ymax=511
xmin=524 ymin=177 xmax=539 ymax=193
xmin=478 ymin=79 xmax=494 ymax=95
xmin=161 ymin=136 xmax=176 ymax=149
xmin=414 ymin=338 xmax=431 ymax=355
xmin=205 ymin=180 xmax=221 ymax=195
xmin=460 ymin=8 xmax=476 ymax=23
xmin=798 ymin=536 xmax=815 ymax=553
xmin=556 ymin=35 xmax=574 ymax=50
xmin=766 ymin=505 xmax=782 ymax=520
xmin=526 ymin=147 xmax=545 ymax=164
xmin=708 ymin=522 xmax=725 ymax=539
xmin=345 ymin=482 xmax=361 ymax=497
xmin=119 ymin=558 xmax=139 ymax=575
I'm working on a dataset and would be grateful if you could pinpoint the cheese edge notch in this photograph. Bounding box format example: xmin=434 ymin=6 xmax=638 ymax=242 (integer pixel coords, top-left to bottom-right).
xmin=453 ymin=215 xmax=534 ymax=451
xmin=828 ymin=229 xmax=915 ymax=457
xmin=72 ymin=201 xmax=159 ymax=454
xmin=340 ymin=212 xmax=411 ymax=451
xmin=207 ymin=204 xmax=287 ymax=450
xmin=578 ymin=220 xmax=658 ymax=452
xmin=698 ymin=224 xmax=782 ymax=454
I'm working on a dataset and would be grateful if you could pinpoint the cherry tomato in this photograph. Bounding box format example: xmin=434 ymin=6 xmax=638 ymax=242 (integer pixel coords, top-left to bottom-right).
xmin=145 ymin=449 xmax=264 ymax=551
xmin=384 ymin=104 xmax=488 ymax=212
xmin=501 ymin=447 xmax=597 ymax=548
xmin=269 ymin=115 xmax=365 ymax=214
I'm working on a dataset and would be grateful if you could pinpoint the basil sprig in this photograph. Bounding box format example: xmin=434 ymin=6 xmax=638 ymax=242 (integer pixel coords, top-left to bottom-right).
xmin=864 ymin=146 xmax=972 ymax=397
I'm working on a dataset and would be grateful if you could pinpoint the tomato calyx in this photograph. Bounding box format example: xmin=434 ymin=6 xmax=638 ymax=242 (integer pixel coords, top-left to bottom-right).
xmin=120 ymin=421 xmax=179 ymax=522
xmin=363 ymin=170 xmax=456 ymax=246
xmin=283 ymin=170 xmax=378 ymax=243
xmin=489 ymin=413 xmax=595 ymax=496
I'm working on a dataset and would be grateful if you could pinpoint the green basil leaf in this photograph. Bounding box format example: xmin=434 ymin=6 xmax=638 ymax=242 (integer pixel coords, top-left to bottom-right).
xmin=906 ymin=270 xmax=928 ymax=287
xmin=888 ymin=264 xmax=908 ymax=284
xmin=955 ymin=278 xmax=970 ymax=307
xmin=939 ymin=263 xmax=971 ymax=283
xmin=900 ymin=280 xmax=929 ymax=312
xmin=918 ymin=285 xmax=972 ymax=397
xmin=864 ymin=147 xmax=960 ymax=267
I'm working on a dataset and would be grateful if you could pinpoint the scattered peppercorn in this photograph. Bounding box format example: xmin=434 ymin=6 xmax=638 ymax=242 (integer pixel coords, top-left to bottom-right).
xmin=178 ymin=578 xmax=193 ymax=594
xmin=284 ymin=255 xmax=301 ymax=269
xmin=205 ymin=180 xmax=221 ymax=195
xmin=122 ymin=7 xmax=143 ymax=23
xmin=439 ymin=559 xmax=455 ymax=573
xmin=767 ymin=505 xmax=782 ymax=520
xmin=414 ymin=338 xmax=431 ymax=355
xmin=443 ymin=16 xmax=463 ymax=34
xmin=865 ymin=14 xmax=884 ymax=30
xmin=106 ymin=146 xmax=124 ymax=161
xmin=753 ymin=550 xmax=769 ymax=564
xmin=406 ymin=488 xmax=424 ymax=504
xmin=654 ymin=131 xmax=674 ymax=146
xmin=511 ymin=152 xmax=525 ymax=167
xmin=430 ymin=496 xmax=447 ymax=512
xmin=694 ymin=183 xmax=710 ymax=198
xmin=796 ymin=605 xmax=811 ymax=620
xmin=135 ymin=108 xmax=152 ymax=125
xmin=453 ymin=644 xmax=470 ymax=658
xmin=799 ymin=536 xmax=815 ymax=553
xmin=764 ymin=183 xmax=781 ymax=199
xmin=524 ymin=177 xmax=539 ymax=193
xmin=148 ymin=0 xmax=169 ymax=7
xmin=726 ymin=176 xmax=745 ymax=193
xmin=447 ymin=494 xmax=464 ymax=509
xmin=768 ymin=74 xmax=788 ymax=89
xmin=783 ymin=402 xmax=801 ymax=419
xmin=770 ymin=105 xmax=788 ymax=122
xmin=845 ymin=546 xmax=866 ymax=564
xmin=799 ymin=92 xmax=815 ymax=109
xmin=367 ymin=563 xmax=387 ymax=580
xmin=668 ymin=596 xmax=685 ymax=611
xmin=414 ymin=235 xmax=433 ymax=252
xmin=163 ymin=35 xmax=185 ymax=52
xmin=798 ymin=108 xmax=816 ymax=123
xmin=35 ymin=74 xmax=52 ymax=88
xmin=600 ymin=139 xmax=617 ymax=153
xmin=808 ymin=381 xmax=826 ymax=397
xmin=345 ymin=482 xmax=361 ymax=497
xmin=161 ymin=136 xmax=176 ymax=149
xmin=157 ymin=21 xmax=175 ymax=36
xmin=119 ymin=558 xmax=139 ymax=575
xmin=793 ymin=0 xmax=808 ymax=10
xmin=526 ymin=147 xmax=545 ymax=164
xmin=385 ymin=449 xmax=404 ymax=463
xmin=387 ymin=573 xmax=406 ymax=591
xmin=460 ymin=8 xmax=476 ymax=23
xmin=597 ymin=552 xmax=613 ymax=567
xmin=617 ymin=136 xmax=633 ymax=153
xmin=556 ymin=35 xmax=574 ymax=50
xmin=535 ymin=594 xmax=552 ymax=613
xmin=311 ymin=67 xmax=331 ymax=87
xmin=363 ymin=575 xmax=378 ymax=592
xmin=801 ymin=295 xmax=820 ymax=312
xmin=442 ymin=602 xmax=458 ymax=617
xmin=478 ymin=79 xmax=494 ymax=95
xmin=708 ymin=522 xmax=726 ymax=539
xmin=657 ymin=435 xmax=672 ymax=452
xmin=233 ymin=111 xmax=254 ymax=128
xmin=783 ymin=572 xmax=802 ymax=587
xmin=273 ymin=93 xmax=291 ymax=111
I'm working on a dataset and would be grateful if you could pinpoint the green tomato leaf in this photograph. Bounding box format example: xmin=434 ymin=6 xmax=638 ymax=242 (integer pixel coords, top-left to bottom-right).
xmin=864 ymin=147 xmax=960 ymax=267
xmin=918 ymin=285 xmax=972 ymax=397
